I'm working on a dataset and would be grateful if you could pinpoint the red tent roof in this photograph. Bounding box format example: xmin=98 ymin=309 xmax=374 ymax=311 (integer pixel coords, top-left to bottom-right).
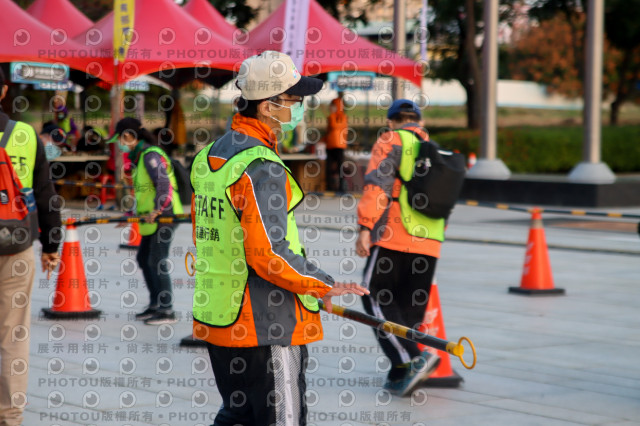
xmin=246 ymin=0 xmax=422 ymax=86
xmin=27 ymin=0 xmax=93 ymax=39
xmin=73 ymin=0 xmax=246 ymax=84
xmin=183 ymin=0 xmax=238 ymax=41
xmin=0 ymin=0 xmax=106 ymax=80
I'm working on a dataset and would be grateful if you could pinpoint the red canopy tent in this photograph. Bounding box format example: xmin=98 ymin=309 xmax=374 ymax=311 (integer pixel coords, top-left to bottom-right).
xmin=27 ymin=0 xmax=94 ymax=39
xmin=183 ymin=0 xmax=238 ymax=42
xmin=73 ymin=0 xmax=246 ymax=85
xmin=246 ymin=0 xmax=423 ymax=87
xmin=0 ymin=0 xmax=105 ymax=80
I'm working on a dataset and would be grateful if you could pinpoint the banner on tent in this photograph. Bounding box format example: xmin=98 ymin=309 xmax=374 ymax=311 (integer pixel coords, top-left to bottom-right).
xmin=283 ymin=0 xmax=310 ymax=70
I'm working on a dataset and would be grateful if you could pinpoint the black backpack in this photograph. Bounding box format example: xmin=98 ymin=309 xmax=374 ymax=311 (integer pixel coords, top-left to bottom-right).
xmin=396 ymin=129 xmax=466 ymax=220
xmin=170 ymin=158 xmax=193 ymax=206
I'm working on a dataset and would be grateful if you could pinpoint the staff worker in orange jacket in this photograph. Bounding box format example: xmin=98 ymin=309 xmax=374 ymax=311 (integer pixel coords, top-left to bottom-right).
xmin=325 ymin=93 xmax=348 ymax=192
xmin=190 ymin=51 xmax=369 ymax=425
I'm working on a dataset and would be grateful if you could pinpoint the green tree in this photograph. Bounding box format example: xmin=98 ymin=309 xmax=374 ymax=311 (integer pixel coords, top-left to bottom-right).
xmin=69 ymin=0 xmax=111 ymax=21
xmin=316 ymin=0 xmax=381 ymax=26
xmin=427 ymin=0 xmax=519 ymax=129
xmin=16 ymin=0 xmax=111 ymax=20
xmin=509 ymin=13 xmax=620 ymax=98
xmin=529 ymin=0 xmax=585 ymax=82
xmin=509 ymin=14 xmax=586 ymax=98
xmin=520 ymin=0 xmax=640 ymax=125
xmin=207 ymin=0 xmax=258 ymax=29
xmin=604 ymin=0 xmax=640 ymax=124
xmin=208 ymin=0 xmax=379 ymax=29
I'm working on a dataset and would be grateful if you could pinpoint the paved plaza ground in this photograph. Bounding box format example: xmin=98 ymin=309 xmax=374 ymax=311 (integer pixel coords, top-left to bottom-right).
xmin=21 ymin=196 xmax=640 ymax=425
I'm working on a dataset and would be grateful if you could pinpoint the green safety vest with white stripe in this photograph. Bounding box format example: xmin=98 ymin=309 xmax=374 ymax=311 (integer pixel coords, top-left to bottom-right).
xmin=132 ymin=146 xmax=184 ymax=236
xmin=190 ymin=141 xmax=318 ymax=327
xmin=396 ymin=130 xmax=446 ymax=242
xmin=0 ymin=121 xmax=37 ymax=188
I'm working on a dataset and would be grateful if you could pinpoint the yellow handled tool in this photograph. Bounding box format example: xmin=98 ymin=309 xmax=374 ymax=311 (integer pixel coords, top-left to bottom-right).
xmin=319 ymin=300 xmax=476 ymax=369
xmin=185 ymin=252 xmax=196 ymax=277
xmin=184 ymin=252 xmax=476 ymax=369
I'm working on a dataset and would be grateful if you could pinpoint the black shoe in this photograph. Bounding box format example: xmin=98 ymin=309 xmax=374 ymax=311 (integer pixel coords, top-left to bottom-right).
xmin=396 ymin=351 xmax=441 ymax=397
xmin=383 ymin=378 xmax=406 ymax=395
xmin=144 ymin=311 xmax=177 ymax=325
xmin=135 ymin=307 xmax=158 ymax=321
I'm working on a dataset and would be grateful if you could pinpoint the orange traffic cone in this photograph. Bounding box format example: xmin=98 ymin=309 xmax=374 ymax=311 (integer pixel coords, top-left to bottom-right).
xmin=119 ymin=222 xmax=141 ymax=249
xmin=509 ymin=208 xmax=565 ymax=295
xmin=417 ymin=282 xmax=464 ymax=387
xmin=42 ymin=220 xmax=101 ymax=319
xmin=467 ymin=152 xmax=477 ymax=169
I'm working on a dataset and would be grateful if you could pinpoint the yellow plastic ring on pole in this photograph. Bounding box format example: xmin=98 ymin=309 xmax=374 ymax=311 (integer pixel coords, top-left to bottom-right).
xmin=458 ymin=336 xmax=477 ymax=369
xmin=185 ymin=252 xmax=196 ymax=277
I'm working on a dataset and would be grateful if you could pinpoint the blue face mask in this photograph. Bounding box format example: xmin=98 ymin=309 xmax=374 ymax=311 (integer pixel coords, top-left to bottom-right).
xmin=269 ymin=100 xmax=304 ymax=133
xmin=119 ymin=142 xmax=131 ymax=153
xmin=44 ymin=144 xmax=62 ymax=161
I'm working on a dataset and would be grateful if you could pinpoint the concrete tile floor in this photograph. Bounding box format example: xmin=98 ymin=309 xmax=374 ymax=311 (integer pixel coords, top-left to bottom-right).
xmin=18 ymin=197 xmax=640 ymax=425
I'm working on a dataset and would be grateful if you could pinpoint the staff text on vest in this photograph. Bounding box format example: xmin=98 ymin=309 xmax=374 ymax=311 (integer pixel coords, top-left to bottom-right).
xmin=195 ymin=194 xmax=225 ymax=219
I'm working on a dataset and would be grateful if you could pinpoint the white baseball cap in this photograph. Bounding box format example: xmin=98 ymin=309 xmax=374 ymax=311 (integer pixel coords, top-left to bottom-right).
xmin=236 ymin=51 xmax=323 ymax=100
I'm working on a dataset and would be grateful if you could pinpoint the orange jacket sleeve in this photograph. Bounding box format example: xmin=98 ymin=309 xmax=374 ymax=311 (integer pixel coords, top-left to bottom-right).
xmin=228 ymin=160 xmax=334 ymax=298
xmin=357 ymin=131 xmax=403 ymax=230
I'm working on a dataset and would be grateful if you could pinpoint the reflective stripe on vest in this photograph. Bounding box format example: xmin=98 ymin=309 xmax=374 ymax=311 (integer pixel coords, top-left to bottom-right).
xmin=190 ymin=139 xmax=318 ymax=328
xmin=396 ymin=130 xmax=445 ymax=242
xmin=0 ymin=121 xmax=37 ymax=188
xmin=132 ymin=146 xmax=184 ymax=236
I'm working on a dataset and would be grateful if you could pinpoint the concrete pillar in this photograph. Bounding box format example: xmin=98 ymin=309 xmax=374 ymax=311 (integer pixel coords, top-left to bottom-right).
xmin=392 ymin=0 xmax=406 ymax=100
xmin=466 ymin=0 xmax=511 ymax=180
xmin=568 ymin=0 xmax=615 ymax=183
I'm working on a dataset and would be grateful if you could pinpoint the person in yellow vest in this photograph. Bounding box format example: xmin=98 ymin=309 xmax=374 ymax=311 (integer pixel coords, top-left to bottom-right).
xmin=108 ymin=118 xmax=184 ymax=325
xmin=355 ymin=99 xmax=443 ymax=397
xmin=190 ymin=51 xmax=369 ymax=425
xmin=0 ymin=68 xmax=62 ymax=426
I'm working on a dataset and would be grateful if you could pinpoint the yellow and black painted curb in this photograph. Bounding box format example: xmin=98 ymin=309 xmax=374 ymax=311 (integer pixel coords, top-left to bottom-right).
xmin=461 ymin=200 xmax=640 ymax=219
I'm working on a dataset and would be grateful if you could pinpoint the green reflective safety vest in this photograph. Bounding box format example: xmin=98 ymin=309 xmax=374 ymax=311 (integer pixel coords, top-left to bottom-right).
xmin=396 ymin=130 xmax=445 ymax=242
xmin=190 ymin=141 xmax=318 ymax=328
xmin=132 ymin=146 xmax=184 ymax=236
xmin=57 ymin=117 xmax=72 ymax=134
xmin=0 ymin=121 xmax=37 ymax=188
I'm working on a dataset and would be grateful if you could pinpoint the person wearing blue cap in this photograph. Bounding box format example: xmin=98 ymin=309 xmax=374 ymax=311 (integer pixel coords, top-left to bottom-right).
xmin=355 ymin=99 xmax=445 ymax=397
